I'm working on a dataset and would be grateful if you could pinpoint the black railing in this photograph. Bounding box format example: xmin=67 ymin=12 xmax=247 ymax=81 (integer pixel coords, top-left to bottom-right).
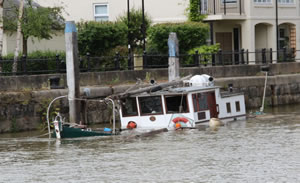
xmin=0 ymin=48 xmax=298 ymax=76
xmin=200 ymin=0 xmax=244 ymax=16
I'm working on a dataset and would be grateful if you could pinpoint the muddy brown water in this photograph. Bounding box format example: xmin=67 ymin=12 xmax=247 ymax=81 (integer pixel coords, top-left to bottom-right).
xmin=0 ymin=105 xmax=300 ymax=183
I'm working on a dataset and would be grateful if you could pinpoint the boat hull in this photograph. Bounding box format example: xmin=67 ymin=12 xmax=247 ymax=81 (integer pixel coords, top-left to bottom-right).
xmin=52 ymin=125 xmax=115 ymax=139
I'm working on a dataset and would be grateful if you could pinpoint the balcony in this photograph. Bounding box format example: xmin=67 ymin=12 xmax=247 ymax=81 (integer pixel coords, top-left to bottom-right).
xmin=200 ymin=0 xmax=246 ymax=21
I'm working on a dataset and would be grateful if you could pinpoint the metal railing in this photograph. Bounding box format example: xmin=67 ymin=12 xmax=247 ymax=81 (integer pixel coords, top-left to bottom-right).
xmin=0 ymin=48 xmax=298 ymax=76
xmin=200 ymin=0 xmax=244 ymax=16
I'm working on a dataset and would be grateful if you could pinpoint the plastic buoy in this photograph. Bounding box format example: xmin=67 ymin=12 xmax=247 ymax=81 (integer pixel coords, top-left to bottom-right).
xmin=175 ymin=123 xmax=181 ymax=129
xmin=127 ymin=121 xmax=137 ymax=129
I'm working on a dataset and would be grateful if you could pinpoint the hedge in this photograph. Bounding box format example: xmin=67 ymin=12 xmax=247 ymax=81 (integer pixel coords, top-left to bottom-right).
xmin=77 ymin=21 xmax=127 ymax=56
xmin=147 ymin=22 xmax=209 ymax=54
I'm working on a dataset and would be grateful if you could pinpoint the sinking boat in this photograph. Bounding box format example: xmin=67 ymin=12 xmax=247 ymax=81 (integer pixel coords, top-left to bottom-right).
xmin=119 ymin=75 xmax=246 ymax=130
xmin=47 ymin=98 xmax=118 ymax=139
xmin=51 ymin=114 xmax=116 ymax=139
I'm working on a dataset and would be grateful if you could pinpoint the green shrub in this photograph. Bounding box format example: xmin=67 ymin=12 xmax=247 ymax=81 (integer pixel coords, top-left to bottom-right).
xmin=147 ymin=22 xmax=209 ymax=54
xmin=77 ymin=21 xmax=127 ymax=56
xmin=188 ymin=0 xmax=206 ymax=22
xmin=187 ymin=44 xmax=220 ymax=65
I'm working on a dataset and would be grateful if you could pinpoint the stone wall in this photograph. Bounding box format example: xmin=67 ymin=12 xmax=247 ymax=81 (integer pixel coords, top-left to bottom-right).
xmin=215 ymin=74 xmax=300 ymax=108
xmin=1 ymin=63 xmax=300 ymax=133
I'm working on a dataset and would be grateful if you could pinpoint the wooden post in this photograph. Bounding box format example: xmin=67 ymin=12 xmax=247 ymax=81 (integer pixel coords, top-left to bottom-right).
xmin=65 ymin=21 xmax=81 ymax=124
xmin=168 ymin=32 xmax=179 ymax=82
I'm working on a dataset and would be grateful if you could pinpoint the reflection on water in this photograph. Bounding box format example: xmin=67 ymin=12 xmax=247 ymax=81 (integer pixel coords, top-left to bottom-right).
xmin=0 ymin=105 xmax=300 ymax=183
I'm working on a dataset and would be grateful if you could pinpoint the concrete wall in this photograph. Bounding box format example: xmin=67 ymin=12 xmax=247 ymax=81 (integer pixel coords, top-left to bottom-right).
xmin=3 ymin=0 xmax=187 ymax=55
xmin=3 ymin=32 xmax=65 ymax=55
xmin=34 ymin=0 xmax=188 ymax=23
xmin=2 ymin=62 xmax=300 ymax=92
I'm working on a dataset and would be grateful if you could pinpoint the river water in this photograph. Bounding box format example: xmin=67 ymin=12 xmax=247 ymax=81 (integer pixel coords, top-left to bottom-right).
xmin=0 ymin=105 xmax=300 ymax=183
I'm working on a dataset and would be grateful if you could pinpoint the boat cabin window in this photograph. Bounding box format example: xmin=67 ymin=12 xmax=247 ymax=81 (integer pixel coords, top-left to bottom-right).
xmin=235 ymin=101 xmax=240 ymax=112
xmin=226 ymin=102 xmax=231 ymax=113
xmin=192 ymin=93 xmax=208 ymax=112
xmin=165 ymin=95 xmax=189 ymax=113
xmin=139 ymin=96 xmax=163 ymax=115
xmin=121 ymin=97 xmax=138 ymax=117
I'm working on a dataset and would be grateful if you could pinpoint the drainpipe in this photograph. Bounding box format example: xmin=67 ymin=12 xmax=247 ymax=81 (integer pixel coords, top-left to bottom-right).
xmin=276 ymin=0 xmax=279 ymax=60
xmin=127 ymin=0 xmax=132 ymax=69
xmin=142 ymin=0 xmax=146 ymax=52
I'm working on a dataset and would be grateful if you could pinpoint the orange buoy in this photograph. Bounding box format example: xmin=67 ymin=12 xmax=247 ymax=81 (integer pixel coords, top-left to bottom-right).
xmin=175 ymin=122 xmax=181 ymax=129
xmin=127 ymin=121 xmax=137 ymax=129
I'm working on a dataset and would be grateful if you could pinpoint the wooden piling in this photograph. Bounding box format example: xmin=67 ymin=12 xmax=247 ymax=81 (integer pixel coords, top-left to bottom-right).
xmin=168 ymin=32 xmax=179 ymax=82
xmin=65 ymin=21 xmax=81 ymax=124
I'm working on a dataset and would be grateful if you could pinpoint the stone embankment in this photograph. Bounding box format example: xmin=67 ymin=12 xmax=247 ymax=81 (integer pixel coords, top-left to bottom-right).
xmin=1 ymin=62 xmax=300 ymax=133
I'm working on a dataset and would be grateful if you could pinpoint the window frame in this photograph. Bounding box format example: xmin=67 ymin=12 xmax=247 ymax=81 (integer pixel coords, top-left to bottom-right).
xmin=93 ymin=3 xmax=109 ymax=22
xmin=222 ymin=0 xmax=237 ymax=3
xmin=121 ymin=97 xmax=139 ymax=117
xmin=253 ymin=0 xmax=272 ymax=4
xmin=164 ymin=94 xmax=189 ymax=114
xmin=192 ymin=93 xmax=209 ymax=112
xmin=278 ymin=0 xmax=295 ymax=4
xmin=235 ymin=101 xmax=241 ymax=112
xmin=138 ymin=96 xmax=164 ymax=116
xmin=226 ymin=102 xmax=231 ymax=113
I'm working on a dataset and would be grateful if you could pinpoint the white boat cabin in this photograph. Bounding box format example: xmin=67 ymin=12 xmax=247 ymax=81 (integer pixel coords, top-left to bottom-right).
xmin=119 ymin=75 xmax=246 ymax=130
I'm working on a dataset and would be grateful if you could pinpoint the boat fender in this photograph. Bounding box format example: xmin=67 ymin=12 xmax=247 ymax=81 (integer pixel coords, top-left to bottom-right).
xmin=127 ymin=121 xmax=137 ymax=129
xmin=175 ymin=123 xmax=181 ymax=129
xmin=53 ymin=119 xmax=61 ymax=139
xmin=172 ymin=117 xmax=189 ymax=123
xmin=175 ymin=122 xmax=187 ymax=129
xmin=209 ymin=118 xmax=223 ymax=128
xmin=104 ymin=128 xmax=112 ymax=132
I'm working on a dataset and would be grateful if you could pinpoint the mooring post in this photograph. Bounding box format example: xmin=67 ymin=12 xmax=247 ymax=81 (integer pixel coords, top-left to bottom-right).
xmin=168 ymin=32 xmax=179 ymax=82
xmin=65 ymin=21 xmax=81 ymax=124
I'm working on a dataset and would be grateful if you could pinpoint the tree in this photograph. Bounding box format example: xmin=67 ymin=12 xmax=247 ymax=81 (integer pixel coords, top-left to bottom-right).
xmin=0 ymin=0 xmax=4 ymax=72
xmin=4 ymin=0 xmax=64 ymax=56
xmin=117 ymin=8 xmax=151 ymax=53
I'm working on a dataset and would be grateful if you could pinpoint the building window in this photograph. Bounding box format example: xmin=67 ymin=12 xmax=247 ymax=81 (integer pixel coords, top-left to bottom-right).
xmin=235 ymin=101 xmax=241 ymax=112
xmin=226 ymin=102 xmax=231 ymax=113
xmin=222 ymin=0 xmax=237 ymax=3
xmin=279 ymin=28 xmax=287 ymax=49
xmin=94 ymin=4 xmax=109 ymax=21
xmin=253 ymin=0 xmax=272 ymax=3
xmin=278 ymin=0 xmax=294 ymax=4
xmin=200 ymin=0 xmax=208 ymax=14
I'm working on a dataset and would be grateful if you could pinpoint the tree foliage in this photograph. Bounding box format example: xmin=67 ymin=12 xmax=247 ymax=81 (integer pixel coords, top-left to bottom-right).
xmin=4 ymin=0 xmax=64 ymax=55
xmin=188 ymin=0 xmax=206 ymax=22
xmin=77 ymin=21 xmax=127 ymax=56
xmin=117 ymin=8 xmax=152 ymax=52
xmin=147 ymin=22 xmax=209 ymax=54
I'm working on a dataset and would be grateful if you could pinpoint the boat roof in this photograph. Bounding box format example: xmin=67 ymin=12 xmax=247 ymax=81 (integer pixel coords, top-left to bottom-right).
xmin=131 ymin=85 xmax=220 ymax=97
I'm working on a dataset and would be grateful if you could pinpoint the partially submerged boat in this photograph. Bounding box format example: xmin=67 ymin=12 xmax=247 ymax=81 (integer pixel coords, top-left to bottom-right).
xmin=47 ymin=74 xmax=246 ymax=138
xmin=52 ymin=113 xmax=116 ymax=139
xmin=47 ymin=97 xmax=118 ymax=139
xmin=119 ymin=75 xmax=246 ymax=130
